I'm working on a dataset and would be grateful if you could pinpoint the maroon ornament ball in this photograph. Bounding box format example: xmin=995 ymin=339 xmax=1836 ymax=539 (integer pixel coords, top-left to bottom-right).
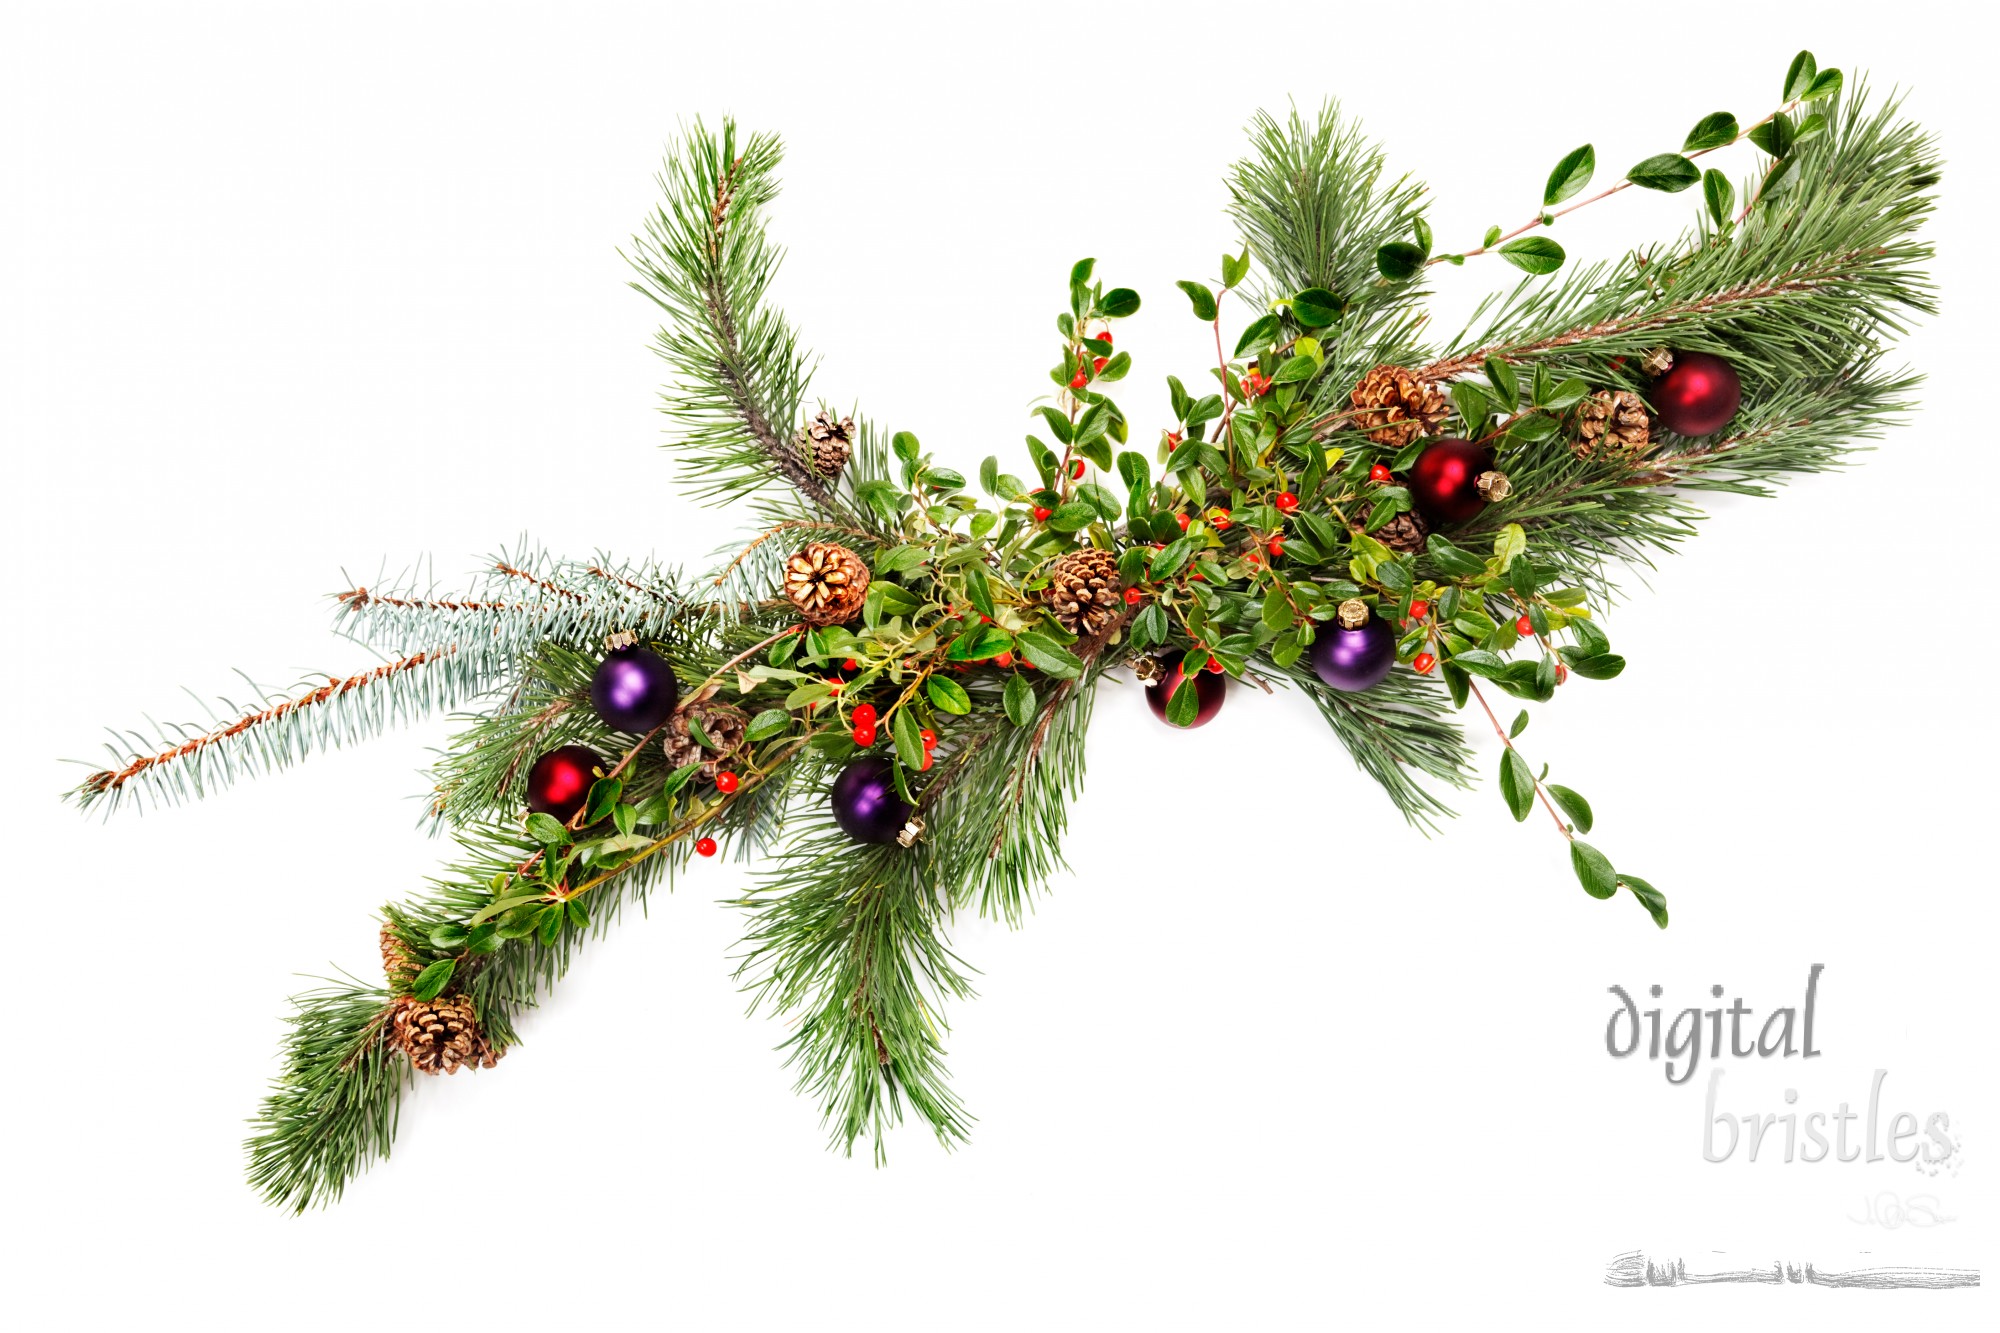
xmin=1407 ymin=438 xmax=1495 ymax=525
xmin=1144 ymin=651 xmax=1227 ymax=729
xmin=1650 ymin=351 xmax=1741 ymax=437
xmin=525 ymin=745 xmax=601 ymax=822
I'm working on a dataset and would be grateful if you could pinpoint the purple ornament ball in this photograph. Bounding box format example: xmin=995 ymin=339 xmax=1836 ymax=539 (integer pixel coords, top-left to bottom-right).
xmin=1311 ymin=612 xmax=1395 ymax=693
xmin=589 ymin=645 xmax=679 ymax=733
xmin=830 ymin=756 xmax=911 ymax=845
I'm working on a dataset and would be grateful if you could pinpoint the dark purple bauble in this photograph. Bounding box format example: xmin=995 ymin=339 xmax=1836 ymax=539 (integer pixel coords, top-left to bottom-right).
xmin=1650 ymin=351 xmax=1741 ymax=437
xmin=1407 ymin=438 xmax=1496 ymax=525
xmin=589 ymin=645 xmax=679 ymax=733
xmin=526 ymin=745 xmax=602 ymax=822
xmin=1310 ymin=613 xmax=1396 ymax=693
xmin=830 ymin=756 xmax=912 ymax=845
xmin=1143 ymin=651 xmax=1227 ymax=729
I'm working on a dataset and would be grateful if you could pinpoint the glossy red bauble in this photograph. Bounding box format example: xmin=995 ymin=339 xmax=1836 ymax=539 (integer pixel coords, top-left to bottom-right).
xmin=1144 ymin=651 xmax=1227 ymax=729
xmin=1408 ymin=438 xmax=1496 ymax=525
xmin=525 ymin=745 xmax=602 ymax=822
xmin=1651 ymin=350 xmax=1742 ymax=437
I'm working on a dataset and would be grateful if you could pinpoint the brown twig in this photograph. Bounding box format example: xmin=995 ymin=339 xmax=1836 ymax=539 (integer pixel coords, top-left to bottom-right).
xmin=336 ymin=587 xmax=541 ymax=616
xmin=493 ymin=562 xmax=586 ymax=604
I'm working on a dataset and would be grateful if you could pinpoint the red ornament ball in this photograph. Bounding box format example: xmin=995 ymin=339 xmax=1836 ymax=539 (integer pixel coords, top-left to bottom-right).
xmin=525 ymin=745 xmax=601 ymax=822
xmin=695 ymin=837 xmax=718 ymax=858
xmin=715 ymin=771 xmax=740 ymax=794
xmin=1651 ymin=350 xmax=1741 ymax=437
xmin=1407 ymin=438 xmax=1496 ymax=525
xmin=1144 ymin=651 xmax=1227 ymax=729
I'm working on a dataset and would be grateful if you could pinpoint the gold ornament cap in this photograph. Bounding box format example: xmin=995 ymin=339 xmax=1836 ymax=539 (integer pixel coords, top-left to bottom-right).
xmin=1640 ymin=347 xmax=1675 ymax=377
xmin=1336 ymin=598 xmax=1371 ymax=630
xmin=1475 ymin=471 xmax=1512 ymax=503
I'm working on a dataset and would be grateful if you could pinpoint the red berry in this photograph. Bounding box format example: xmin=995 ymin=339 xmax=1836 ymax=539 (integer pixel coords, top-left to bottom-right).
xmin=827 ymin=681 xmax=841 ymax=694
xmin=715 ymin=771 xmax=740 ymax=794
xmin=851 ymin=703 xmax=878 ymax=726
xmin=1245 ymin=550 xmax=1262 ymax=565
xmin=1124 ymin=587 xmax=1143 ymax=606
xmin=1212 ymin=509 xmax=1232 ymax=530
xmin=1243 ymin=371 xmax=1271 ymax=397
xmin=1555 ymin=663 xmax=1570 ymax=685
xmin=1515 ymin=614 xmax=1534 ymax=635
xmin=854 ymin=725 xmax=876 ymax=747
xmin=1412 ymin=652 xmax=1437 ymax=675
xmin=920 ymin=728 xmax=936 ymax=748
xmin=1070 ymin=459 xmax=1086 ymax=479
xmin=1069 ymin=370 xmax=1088 ymax=389
xmin=1369 ymin=463 xmax=1392 ymax=483
xmin=1204 ymin=656 xmax=1223 ymax=674
xmin=695 ymin=837 xmax=718 ymax=858
xmin=920 ymin=749 xmax=935 ymax=771
xmin=1166 ymin=432 xmax=1182 ymax=451
xmin=1021 ymin=660 xmax=1036 ymax=670
xmin=1092 ymin=357 xmax=1107 ymax=372
xmin=1408 ymin=599 xmax=1429 ymax=619
xmin=1175 ymin=513 xmax=1190 ymax=530
xmin=1098 ymin=330 xmax=1113 ymax=346
xmin=1275 ymin=491 xmax=1299 ymax=513
xmin=1267 ymin=536 xmax=1284 ymax=558
xmin=995 ymin=651 xmax=1015 ymax=669
xmin=1033 ymin=505 xmax=1053 ymax=522
xmin=842 ymin=658 xmax=858 ymax=671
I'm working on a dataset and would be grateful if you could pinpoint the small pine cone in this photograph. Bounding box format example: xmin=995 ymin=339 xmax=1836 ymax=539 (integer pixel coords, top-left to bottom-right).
xmin=379 ymin=925 xmax=417 ymax=988
xmin=1572 ymin=390 xmax=1652 ymax=460
xmin=389 ymin=994 xmax=501 ymax=1075
xmin=783 ymin=542 xmax=870 ymax=625
xmin=1349 ymin=365 xmax=1449 ymax=447
xmin=1043 ymin=547 xmax=1123 ymax=638
xmin=797 ymin=410 xmax=855 ymax=479
xmin=661 ymin=700 xmax=748 ymax=780
xmin=1356 ymin=505 xmax=1430 ymax=554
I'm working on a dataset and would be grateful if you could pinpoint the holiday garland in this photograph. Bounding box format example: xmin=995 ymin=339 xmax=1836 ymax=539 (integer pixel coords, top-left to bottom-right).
xmin=70 ymin=52 xmax=1936 ymax=1210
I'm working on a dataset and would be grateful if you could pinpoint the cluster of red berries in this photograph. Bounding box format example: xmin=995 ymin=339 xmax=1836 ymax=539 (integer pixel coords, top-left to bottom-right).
xmin=851 ymin=702 xmax=880 ymax=748
xmin=1242 ymin=369 xmax=1272 ymax=397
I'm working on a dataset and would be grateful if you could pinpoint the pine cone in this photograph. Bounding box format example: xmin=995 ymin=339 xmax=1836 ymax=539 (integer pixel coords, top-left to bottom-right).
xmin=380 ymin=925 xmax=418 ymax=989
xmin=1349 ymin=365 xmax=1449 ymax=448
xmin=796 ymin=410 xmax=855 ymax=479
xmin=661 ymin=700 xmax=748 ymax=780
xmin=1043 ymin=547 xmax=1123 ymax=638
xmin=783 ymin=542 xmax=870 ymax=625
xmin=389 ymin=993 xmax=501 ymax=1075
xmin=1354 ymin=504 xmax=1430 ymax=554
xmin=1573 ymin=390 xmax=1652 ymax=460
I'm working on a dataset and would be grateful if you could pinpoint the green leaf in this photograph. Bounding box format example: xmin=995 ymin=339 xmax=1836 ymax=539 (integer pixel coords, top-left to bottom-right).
xmin=892 ymin=708 xmax=925 ymax=770
xmin=1097 ymin=287 xmax=1141 ymax=318
xmin=1760 ymin=155 xmax=1801 ymax=202
xmin=891 ymin=430 xmax=921 ymax=463
xmin=1003 ymin=672 xmax=1036 ymax=727
xmin=1627 ymin=153 xmax=1700 ymax=193
xmin=1484 ymin=356 xmax=1519 ymax=407
xmin=612 ymin=802 xmax=636 ymax=836
xmin=1375 ymin=243 xmax=1425 ymax=282
xmin=411 ymin=958 xmax=455 ymax=1002
xmin=1540 ymin=377 xmax=1590 ymax=412
xmin=1803 ymin=68 xmax=1842 ymax=102
xmin=946 ymin=626 xmax=1014 ymax=661
xmin=1702 ymin=168 xmax=1735 ymax=227
xmin=1546 ymin=783 xmax=1593 ymax=834
xmin=582 ymin=777 xmax=622 ymax=827
xmin=1748 ymin=112 xmax=1794 ymax=158
xmin=428 ymin=923 xmax=469 ymax=951
xmin=1233 ymin=313 xmax=1281 ymax=356
xmin=1176 ymin=280 xmax=1218 ymax=321
xmin=524 ymin=813 xmax=570 ymax=846
xmin=1783 ymin=50 xmax=1817 ymax=102
xmin=1272 ymin=354 xmax=1317 ymax=385
xmin=1046 ymin=501 xmax=1096 ymax=533
xmin=1498 ymin=748 xmax=1536 ymax=822
xmin=1482 ymin=224 xmax=1502 ymax=248
xmin=1221 ymin=248 xmax=1251 ymax=288
xmin=1096 ymin=351 xmax=1131 ymax=382
xmin=744 ymin=708 xmax=791 ymax=743
xmin=1291 ymin=286 xmax=1342 ymax=326
xmin=1165 ymin=677 xmax=1199 ymax=727
xmin=925 ymin=675 xmax=972 ymax=715
xmin=1014 ymin=631 xmax=1082 ymax=679
xmin=1621 ymin=874 xmax=1669 ymax=929
xmin=1543 ymin=144 xmax=1595 ymax=205
xmin=537 ymin=903 xmax=564 ymax=946
xmin=1508 ymin=710 xmax=1529 ymax=739
xmin=1571 ymin=840 xmax=1618 ymax=900
xmin=1683 ymin=111 xmax=1740 ymax=152
xmin=566 ymin=898 xmax=590 ymax=930
xmin=1562 ymin=652 xmax=1625 ymax=680
xmin=1070 ymin=257 xmax=1095 ymax=285
xmin=1497 ymin=236 xmax=1565 ymax=275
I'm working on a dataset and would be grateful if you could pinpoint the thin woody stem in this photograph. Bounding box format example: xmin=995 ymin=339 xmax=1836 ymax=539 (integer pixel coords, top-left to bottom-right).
xmin=1462 ymin=674 xmax=1572 ymax=840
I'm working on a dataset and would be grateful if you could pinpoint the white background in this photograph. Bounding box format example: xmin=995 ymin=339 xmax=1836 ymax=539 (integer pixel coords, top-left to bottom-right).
xmin=3 ymin=2 xmax=1993 ymax=1327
